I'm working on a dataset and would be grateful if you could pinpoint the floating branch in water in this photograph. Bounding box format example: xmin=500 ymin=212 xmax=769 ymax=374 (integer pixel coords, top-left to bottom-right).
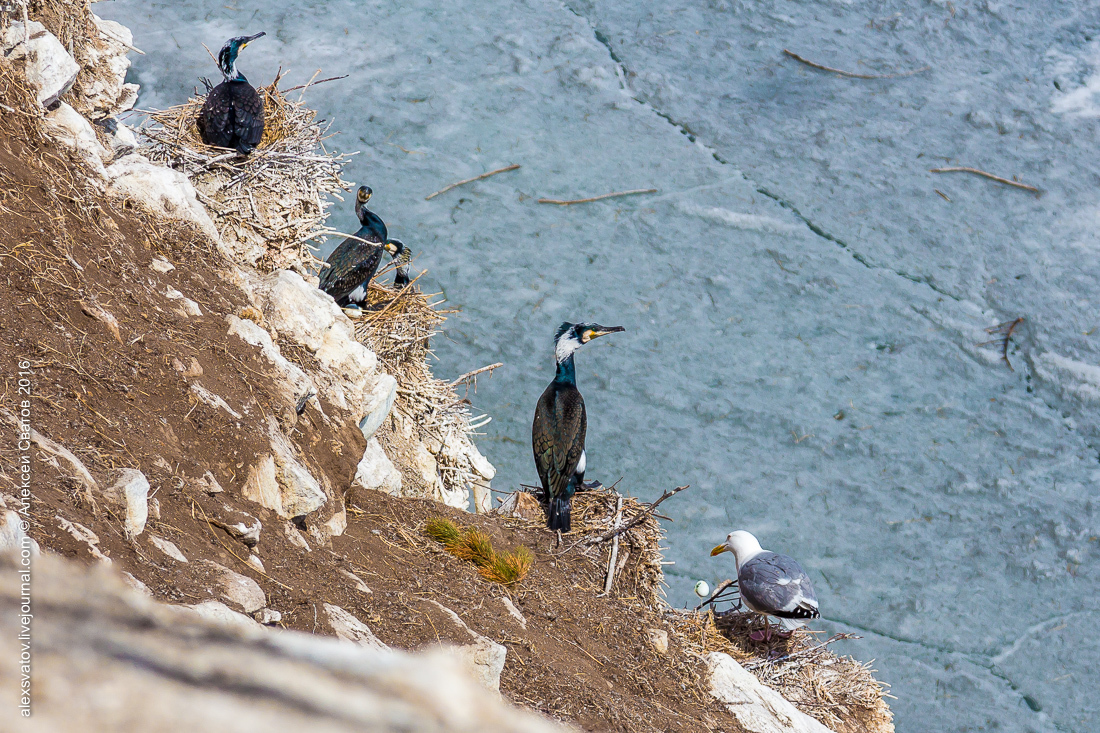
xmin=538 ymin=188 xmax=658 ymax=206
xmin=929 ymin=167 xmax=1040 ymax=194
xmin=783 ymin=49 xmax=930 ymax=79
xmin=978 ymin=317 xmax=1025 ymax=371
xmin=425 ymin=164 xmax=521 ymax=200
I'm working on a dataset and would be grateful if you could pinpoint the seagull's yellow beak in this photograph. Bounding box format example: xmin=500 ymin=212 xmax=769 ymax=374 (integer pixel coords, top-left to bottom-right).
xmin=710 ymin=545 xmax=729 ymax=556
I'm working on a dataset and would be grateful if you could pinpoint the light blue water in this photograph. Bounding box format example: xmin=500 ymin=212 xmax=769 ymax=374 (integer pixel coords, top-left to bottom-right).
xmin=100 ymin=1 xmax=1100 ymax=730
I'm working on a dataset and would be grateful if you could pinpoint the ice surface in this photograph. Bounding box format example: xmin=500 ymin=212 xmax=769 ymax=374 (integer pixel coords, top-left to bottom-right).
xmin=101 ymin=1 xmax=1099 ymax=730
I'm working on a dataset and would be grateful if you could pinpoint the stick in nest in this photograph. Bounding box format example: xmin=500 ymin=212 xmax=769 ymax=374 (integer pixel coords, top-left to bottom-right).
xmin=783 ymin=49 xmax=930 ymax=79
xmin=589 ymin=485 xmax=689 ymax=544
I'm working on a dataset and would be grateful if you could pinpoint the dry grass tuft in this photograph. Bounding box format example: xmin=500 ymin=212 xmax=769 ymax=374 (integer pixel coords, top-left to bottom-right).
xmin=424 ymin=517 xmax=533 ymax=586
xmin=137 ymin=73 xmax=351 ymax=274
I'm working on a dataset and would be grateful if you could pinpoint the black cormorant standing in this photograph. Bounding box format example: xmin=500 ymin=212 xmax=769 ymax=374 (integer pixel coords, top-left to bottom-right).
xmin=532 ymin=322 xmax=624 ymax=532
xmin=320 ymin=186 xmax=400 ymax=306
xmin=197 ymin=33 xmax=266 ymax=154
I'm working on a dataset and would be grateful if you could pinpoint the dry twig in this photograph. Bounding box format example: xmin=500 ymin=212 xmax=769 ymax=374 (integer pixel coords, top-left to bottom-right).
xmin=538 ymin=188 xmax=657 ymax=205
xmin=929 ymin=167 xmax=1040 ymax=194
xmin=424 ymin=164 xmax=521 ymax=200
xmin=590 ymin=485 xmax=689 ymax=544
xmin=979 ymin=317 xmax=1025 ymax=371
xmin=783 ymin=49 xmax=930 ymax=79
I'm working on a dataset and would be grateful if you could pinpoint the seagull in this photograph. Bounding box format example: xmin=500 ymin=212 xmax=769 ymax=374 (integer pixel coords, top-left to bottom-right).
xmin=710 ymin=530 xmax=819 ymax=642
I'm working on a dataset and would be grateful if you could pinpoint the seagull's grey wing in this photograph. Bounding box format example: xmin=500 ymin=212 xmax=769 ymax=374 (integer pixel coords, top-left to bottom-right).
xmin=738 ymin=551 xmax=819 ymax=619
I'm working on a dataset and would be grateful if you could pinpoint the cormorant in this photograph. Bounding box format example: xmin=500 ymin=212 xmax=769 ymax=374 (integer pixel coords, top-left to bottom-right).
xmin=197 ymin=32 xmax=266 ymax=155
xmin=711 ymin=530 xmax=819 ymax=642
xmin=387 ymin=239 xmax=412 ymax=288
xmin=532 ymin=322 xmax=624 ymax=533
xmin=320 ymin=186 xmax=403 ymax=307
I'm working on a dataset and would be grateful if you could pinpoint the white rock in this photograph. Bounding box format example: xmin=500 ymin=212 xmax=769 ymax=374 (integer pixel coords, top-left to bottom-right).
xmin=147 ymin=534 xmax=188 ymax=563
xmin=189 ymin=382 xmax=242 ymax=419
xmin=261 ymin=270 xmax=380 ymax=419
xmin=107 ymin=120 xmax=138 ymax=157
xmin=148 ymin=497 xmax=160 ymax=521
xmin=43 ymin=103 xmax=110 ymax=177
xmin=1 ymin=22 xmax=79 ymax=108
xmin=227 ymin=315 xmax=315 ymax=413
xmin=707 ymin=652 xmax=834 ymax=733
xmin=351 ymin=438 xmax=403 ymax=496
xmin=106 ymin=154 xmax=219 ymax=241
xmin=150 ymin=257 xmax=175 ymax=274
xmin=337 ymin=567 xmax=372 ymax=595
xmin=209 ymin=508 xmax=261 ymax=548
xmin=427 ymin=600 xmax=507 ymax=694
xmin=101 ymin=469 xmax=150 ymax=537
xmin=269 ymin=424 xmax=327 ymax=519
xmin=0 ymin=510 xmax=37 ymax=555
xmin=254 ymin=608 xmax=282 ymax=626
xmin=202 ymin=560 xmax=266 ymax=613
xmin=56 ymin=516 xmax=109 ymax=564
xmin=647 ymin=628 xmax=669 ymax=655
xmin=187 ymin=600 xmax=261 ymax=632
xmin=282 ymin=521 xmax=311 ymax=551
xmin=466 ymin=443 xmax=496 ymax=481
xmin=499 ymin=597 xmax=527 ymax=630
xmin=194 ymin=470 xmax=224 ymax=495
xmin=324 ymin=506 xmax=347 ymax=538
xmin=165 ymin=287 xmax=203 ymax=317
xmin=122 ymin=572 xmax=152 ymax=597
xmin=359 ymin=375 xmax=397 ymax=440
xmin=246 ymin=554 xmax=266 ymax=573
xmin=324 ymin=603 xmax=388 ymax=651
xmin=74 ymin=15 xmax=138 ymax=118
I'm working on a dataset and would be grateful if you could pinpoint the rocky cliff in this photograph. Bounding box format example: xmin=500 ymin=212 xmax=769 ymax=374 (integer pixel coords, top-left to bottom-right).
xmin=0 ymin=2 xmax=893 ymax=732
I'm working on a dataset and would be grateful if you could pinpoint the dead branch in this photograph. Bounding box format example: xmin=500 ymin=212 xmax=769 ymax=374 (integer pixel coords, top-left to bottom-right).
xmin=425 ymin=164 xmax=521 ymax=200
xmin=589 ymin=485 xmax=689 ymax=544
xmin=602 ymin=495 xmax=624 ymax=595
xmin=980 ymin=317 xmax=1025 ymax=371
xmin=783 ymin=49 xmax=930 ymax=79
xmin=693 ymin=578 xmax=739 ymax=612
xmin=538 ymin=188 xmax=657 ymax=206
xmin=929 ymin=167 xmax=1040 ymax=193
xmin=448 ymin=362 xmax=504 ymax=387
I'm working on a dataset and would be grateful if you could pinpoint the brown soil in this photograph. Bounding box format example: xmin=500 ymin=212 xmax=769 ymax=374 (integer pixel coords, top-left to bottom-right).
xmin=0 ymin=67 xmax=743 ymax=733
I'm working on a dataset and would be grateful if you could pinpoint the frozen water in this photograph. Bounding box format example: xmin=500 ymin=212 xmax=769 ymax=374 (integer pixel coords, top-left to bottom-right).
xmin=101 ymin=0 xmax=1099 ymax=730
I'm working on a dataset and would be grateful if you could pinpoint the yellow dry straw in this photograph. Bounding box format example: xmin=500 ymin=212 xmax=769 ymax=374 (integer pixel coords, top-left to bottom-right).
xmin=424 ymin=517 xmax=532 ymax=585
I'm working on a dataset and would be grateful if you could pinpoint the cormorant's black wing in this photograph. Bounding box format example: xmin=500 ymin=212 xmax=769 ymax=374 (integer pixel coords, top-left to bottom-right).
xmin=532 ymin=382 xmax=587 ymax=500
xmin=197 ymin=83 xmax=234 ymax=148
xmin=319 ymin=236 xmax=384 ymax=302
xmin=196 ymin=81 xmax=264 ymax=153
xmin=739 ymin=551 xmax=819 ymax=619
xmin=232 ymin=83 xmax=264 ymax=151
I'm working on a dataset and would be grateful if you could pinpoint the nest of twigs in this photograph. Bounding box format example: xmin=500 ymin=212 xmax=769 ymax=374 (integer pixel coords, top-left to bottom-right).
xmin=670 ymin=609 xmax=894 ymax=733
xmin=137 ymin=72 xmax=350 ymax=274
xmin=499 ymin=486 xmax=669 ymax=609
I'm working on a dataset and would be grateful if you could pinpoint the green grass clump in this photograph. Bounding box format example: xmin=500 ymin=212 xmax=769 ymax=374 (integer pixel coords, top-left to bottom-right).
xmin=423 ymin=516 xmax=533 ymax=586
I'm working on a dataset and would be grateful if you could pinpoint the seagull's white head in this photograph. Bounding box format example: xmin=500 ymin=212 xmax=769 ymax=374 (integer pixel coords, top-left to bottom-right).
xmin=710 ymin=530 xmax=764 ymax=569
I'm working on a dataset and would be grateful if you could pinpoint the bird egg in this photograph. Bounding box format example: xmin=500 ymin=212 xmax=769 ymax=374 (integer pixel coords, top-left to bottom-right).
xmin=694 ymin=580 xmax=710 ymax=598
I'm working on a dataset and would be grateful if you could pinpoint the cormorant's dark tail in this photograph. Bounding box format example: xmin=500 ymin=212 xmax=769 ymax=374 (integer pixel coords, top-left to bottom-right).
xmin=547 ymin=495 xmax=572 ymax=533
